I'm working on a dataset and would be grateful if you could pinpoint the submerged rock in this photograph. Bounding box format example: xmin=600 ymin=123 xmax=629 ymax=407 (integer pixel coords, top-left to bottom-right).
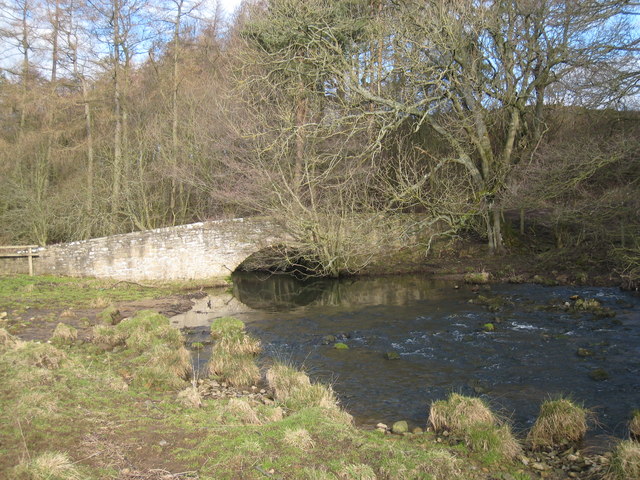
xmin=576 ymin=348 xmax=594 ymax=357
xmin=321 ymin=335 xmax=337 ymax=345
xmin=589 ymin=368 xmax=609 ymax=381
xmin=384 ymin=351 xmax=400 ymax=360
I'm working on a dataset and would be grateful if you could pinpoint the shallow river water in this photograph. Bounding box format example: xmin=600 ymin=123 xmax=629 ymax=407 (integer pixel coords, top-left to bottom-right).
xmin=174 ymin=272 xmax=640 ymax=443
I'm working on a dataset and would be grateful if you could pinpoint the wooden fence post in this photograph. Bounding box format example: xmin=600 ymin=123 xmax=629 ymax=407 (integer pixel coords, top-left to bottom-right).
xmin=28 ymin=247 xmax=33 ymax=276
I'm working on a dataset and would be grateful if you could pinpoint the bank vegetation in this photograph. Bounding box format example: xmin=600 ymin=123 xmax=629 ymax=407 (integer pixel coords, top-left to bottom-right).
xmin=1 ymin=0 xmax=639 ymax=282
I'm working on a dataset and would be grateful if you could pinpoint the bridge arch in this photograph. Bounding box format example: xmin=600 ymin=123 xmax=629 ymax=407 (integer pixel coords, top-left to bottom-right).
xmin=18 ymin=218 xmax=294 ymax=281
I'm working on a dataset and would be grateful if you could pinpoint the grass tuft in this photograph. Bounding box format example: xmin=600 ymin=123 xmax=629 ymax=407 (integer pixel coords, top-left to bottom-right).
xmin=91 ymin=324 xmax=127 ymax=348
xmin=51 ymin=323 xmax=77 ymax=345
xmin=207 ymin=316 xmax=261 ymax=387
xmin=11 ymin=342 xmax=67 ymax=370
xmin=283 ymin=428 xmax=316 ymax=451
xmin=527 ymin=398 xmax=588 ymax=448
xmin=208 ymin=349 xmax=260 ymax=387
xmin=607 ymin=440 xmax=640 ymax=480
xmin=266 ymin=363 xmax=343 ymax=414
xmin=224 ymin=398 xmax=262 ymax=425
xmin=629 ymin=410 xmax=640 ymax=439
xmin=12 ymin=451 xmax=83 ymax=480
xmin=429 ymin=393 xmax=521 ymax=462
xmin=429 ymin=393 xmax=495 ymax=432
xmin=0 ymin=327 xmax=20 ymax=350
xmin=210 ymin=317 xmax=246 ymax=340
xmin=177 ymin=386 xmax=202 ymax=408
xmin=338 ymin=463 xmax=376 ymax=480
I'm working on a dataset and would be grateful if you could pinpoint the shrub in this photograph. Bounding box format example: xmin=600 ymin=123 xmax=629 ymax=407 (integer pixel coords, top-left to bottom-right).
xmin=527 ymin=398 xmax=588 ymax=448
xmin=607 ymin=440 xmax=640 ymax=480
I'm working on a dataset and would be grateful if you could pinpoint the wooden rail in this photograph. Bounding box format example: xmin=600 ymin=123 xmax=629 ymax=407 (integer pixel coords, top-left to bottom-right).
xmin=0 ymin=245 xmax=40 ymax=276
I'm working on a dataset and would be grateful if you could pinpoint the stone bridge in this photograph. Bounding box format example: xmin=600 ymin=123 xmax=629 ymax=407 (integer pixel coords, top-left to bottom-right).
xmin=0 ymin=218 xmax=291 ymax=281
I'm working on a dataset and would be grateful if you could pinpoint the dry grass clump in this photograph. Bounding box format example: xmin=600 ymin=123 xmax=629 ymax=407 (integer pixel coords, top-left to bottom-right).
xmin=224 ymin=398 xmax=263 ymax=425
xmin=12 ymin=451 xmax=83 ymax=480
xmin=607 ymin=440 xmax=640 ymax=480
xmin=0 ymin=327 xmax=19 ymax=350
xmin=208 ymin=349 xmax=260 ymax=387
xmin=464 ymin=271 xmax=490 ymax=284
xmin=11 ymin=342 xmax=67 ymax=370
xmin=338 ymin=463 xmax=376 ymax=480
xmin=629 ymin=410 xmax=640 ymax=439
xmin=283 ymin=428 xmax=316 ymax=451
xmin=266 ymin=363 xmax=340 ymax=412
xmin=131 ymin=365 xmax=186 ymax=391
xmin=98 ymin=305 xmax=121 ymax=325
xmin=429 ymin=393 xmax=521 ymax=462
xmin=527 ymin=398 xmax=588 ymax=448
xmin=149 ymin=345 xmax=192 ymax=379
xmin=177 ymin=386 xmax=202 ymax=408
xmin=90 ymin=296 xmax=110 ymax=309
xmin=429 ymin=393 xmax=496 ymax=432
xmin=414 ymin=449 xmax=462 ymax=480
xmin=92 ymin=310 xmax=192 ymax=390
xmin=51 ymin=323 xmax=77 ymax=345
xmin=216 ymin=334 xmax=262 ymax=356
xmin=91 ymin=324 xmax=127 ymax=348
xmin=126 ymin=322 xmax=183 ymax=351
xmin=207 ymin=316 xmax=262 ymax=387
xmin=465 ymin=423 xmax=522 ymax=461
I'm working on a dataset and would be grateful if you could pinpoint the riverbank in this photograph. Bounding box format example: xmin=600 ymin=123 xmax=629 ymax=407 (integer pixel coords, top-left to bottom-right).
xmin=361 ymin=238 xmax=631 ymax=289
xmin=2 ymin=307 xmax=637 ymax=479
xmin=1 ymin=275 xmax=638 ymax=479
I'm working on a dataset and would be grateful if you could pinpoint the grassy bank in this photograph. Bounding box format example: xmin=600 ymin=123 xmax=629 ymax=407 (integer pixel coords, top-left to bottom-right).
xmin=0 ymin=311 xmax=489 ymax=480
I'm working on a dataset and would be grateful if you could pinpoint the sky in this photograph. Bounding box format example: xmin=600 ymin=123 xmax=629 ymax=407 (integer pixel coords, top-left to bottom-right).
xmin=218 ymin=0 xmax=244 ymax=18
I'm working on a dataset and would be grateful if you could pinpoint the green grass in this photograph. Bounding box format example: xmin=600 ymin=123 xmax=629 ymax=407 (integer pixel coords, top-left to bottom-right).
xmin=0 ymin=274 xmax=190 ymax=310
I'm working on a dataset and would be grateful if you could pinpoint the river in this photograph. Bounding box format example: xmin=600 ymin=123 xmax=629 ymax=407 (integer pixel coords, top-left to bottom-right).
xmin=174 ymin=272 xmax=640 ymax=444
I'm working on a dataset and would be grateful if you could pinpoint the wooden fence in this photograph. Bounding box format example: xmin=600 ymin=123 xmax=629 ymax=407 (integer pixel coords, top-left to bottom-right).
xmin=0 ymin=245 xmax=40 ymax=276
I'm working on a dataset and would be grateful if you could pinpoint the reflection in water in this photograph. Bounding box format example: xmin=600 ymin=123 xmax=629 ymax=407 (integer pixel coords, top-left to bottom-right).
xmin=182 ymin=272 xmax=640 ymax=444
